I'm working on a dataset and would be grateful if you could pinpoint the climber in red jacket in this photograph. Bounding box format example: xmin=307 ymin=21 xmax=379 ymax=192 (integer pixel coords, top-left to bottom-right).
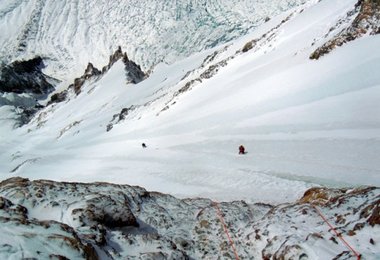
xmin=239 ymin=145 xmax=246 ymax=154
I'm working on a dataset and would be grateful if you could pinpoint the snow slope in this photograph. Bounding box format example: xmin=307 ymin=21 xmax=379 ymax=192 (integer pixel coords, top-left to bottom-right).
xmin=0 ymin=0 xmax=380 ymax=205
xmin=0 ymin=0 xmax=308 ymax=82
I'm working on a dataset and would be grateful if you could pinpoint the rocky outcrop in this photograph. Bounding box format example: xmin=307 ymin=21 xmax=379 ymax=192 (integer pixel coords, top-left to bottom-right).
xmin=0 ymin=177 xmax=269 ymax=259
xmin=68 ymin=47 xmax=146 ymax=95
xmin=123 ymin=54 xmax=146 ymax=84
xmin=0 ymin=194 xmax=97 ymax=260
xmin=247 ymin=186 xmax=380 ymax=259
xmin=0 ymin=57 xmax=55 ymax=95
xmin=47 ymin=90 xmax=68 ymax=106
xmin=103 ymin=46 xmax=124 ymax=72
xmin=106 ymin=106 xmax=136 ymax=131
xmin=14 ymin=103 xmax=45 ymax=127
xmin=72 ymin=195 xmax=138 ymax=228
xmin=0 ymin=57 xmax=59 ymax=126
xmin=310 ymin=0 xmax=380 ymax=59
xmin=70 ymin=62 xmax=102 ymax=95
xmin=107 ymin=46 xmax=146 ymax=84
xmin=0 ymin=178 xmax=379 ymax=259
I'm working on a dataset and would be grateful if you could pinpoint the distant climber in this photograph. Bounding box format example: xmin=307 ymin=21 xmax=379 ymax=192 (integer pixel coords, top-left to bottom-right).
xmin=142 ymin=143 xmax=147 ymax=148
xmin=239 ymin=145 xmax=246 ymax=154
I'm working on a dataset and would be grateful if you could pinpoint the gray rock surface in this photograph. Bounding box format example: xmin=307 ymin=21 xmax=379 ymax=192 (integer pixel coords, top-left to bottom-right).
xmin=0 ymin=177 xmax=379 ymax=259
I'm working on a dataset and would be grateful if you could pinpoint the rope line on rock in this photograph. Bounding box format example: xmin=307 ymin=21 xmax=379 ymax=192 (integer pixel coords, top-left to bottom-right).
xmin=311 ymin=204 xmax=361 ymax=260
xmin=212 ymin=202 xmax=240 ymax=260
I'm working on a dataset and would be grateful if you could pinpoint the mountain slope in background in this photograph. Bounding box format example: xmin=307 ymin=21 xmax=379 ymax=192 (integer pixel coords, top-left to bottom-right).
xmin=0 ymin=0 xmax=379 ymax=259
xmin=1 ymin=0 xmax=379 ymax=205
xmin=0 ymin=0 xmax=308 ymax=82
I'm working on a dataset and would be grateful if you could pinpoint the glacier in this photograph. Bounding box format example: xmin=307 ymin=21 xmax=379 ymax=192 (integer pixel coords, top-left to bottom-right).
xmin=0 ymin=0 xmax=308 ymax=82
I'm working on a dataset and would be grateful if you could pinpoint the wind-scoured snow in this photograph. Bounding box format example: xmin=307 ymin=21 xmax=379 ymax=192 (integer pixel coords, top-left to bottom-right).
xmin=0 ymin=0 xmax=308 ymax=82
xmin=0 ymin=0 xmax=380 ymax=206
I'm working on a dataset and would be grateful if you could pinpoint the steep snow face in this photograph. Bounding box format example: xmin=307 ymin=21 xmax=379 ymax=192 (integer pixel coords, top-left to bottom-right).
xmin=0 ymin=0 xmax=308 ymax=81
xmin=1 ymin=0 xmax=380 ymax=205
xmin=0 ymin=178 xmax=379 ymax=259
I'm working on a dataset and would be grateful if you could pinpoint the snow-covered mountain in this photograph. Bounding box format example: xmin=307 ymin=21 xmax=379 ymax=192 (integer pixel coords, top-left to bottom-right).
xmin=0 ymin=0 xmax=308 ymax=82
xmin=0 ymin=0 xmax=380 ymax=258
xmin=1 ymin=0 xmax=379 ymax=204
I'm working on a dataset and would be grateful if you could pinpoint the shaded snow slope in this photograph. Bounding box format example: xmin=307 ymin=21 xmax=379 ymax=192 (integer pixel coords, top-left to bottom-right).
xmin=0 ymin=0 xmax=308 ymax=82
xmin=0 ymin=178 xmax=379 ymax=259
xmin=0 ymin=0 xmax=380 ymax=205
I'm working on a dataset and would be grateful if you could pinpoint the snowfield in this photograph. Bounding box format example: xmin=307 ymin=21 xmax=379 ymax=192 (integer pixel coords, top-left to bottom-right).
xmin=0 ymin=0 xmax=380 ymax=206
xmin=0 ymin=0 xmax=380 ymax=259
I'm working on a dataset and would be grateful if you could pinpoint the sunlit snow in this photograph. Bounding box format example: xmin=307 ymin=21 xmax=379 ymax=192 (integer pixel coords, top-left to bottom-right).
xmin=0 ymin=0 xmax=379 ymax=205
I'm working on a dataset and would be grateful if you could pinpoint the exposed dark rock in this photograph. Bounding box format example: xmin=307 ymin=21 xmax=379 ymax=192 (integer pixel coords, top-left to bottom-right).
xmin=47 ymin=90 xmax=68 ymax=105
xmin=0 ymin=197 xmax=15 ymax=211
xmin=101 ymin=46 xmax=125 ymax=73
xmin=242 ymin=40 xmax=255 ymax=52
xmin=73 ymin=197 xmax=138 ymax=228
xmin=299 ymin=187 xmax=346 ymax=205
xmin=84 ymin=62 xmax=101 ymax=78
xmin=0 ymin=178 xmax=378 ymax=259
xmin=66 ymin=62 xmax=102 ymax=96
xmin=0 ymin=57 xmax=55 ymax=95
xmin=108 ymin=46 xmax=124 ymax=68
xmin=200 ymin=60 xmax=228 ymax=79
xmin=367 ymin=201 xmax=380 ymax=226
xmin=73 ymin=77 xmax=86 ymax=94
xmin=70 ymin=47 xmax=145 ymax=95
xmin=123 ymin=55 xmax=146 ymax=84
xmin=254 ymin=186 xmax=380 ymax=259
xmin=119 ymin=107 xmax=131 ymax=121
xmin=16 ymin=105 xmax=44 ymax=126
xmin=104 ymin=46 xmax=146 ymax=84
xmin=175 ymin=79 xmax=202 ymax=97
xmin=353 ymin=222 xmax=365 ymax=231
xmin=310 ymin=0 xmax=380 ymax=59
xmin=106 ymin=124 xmax=113 ymax=132
xmin=106 ymin=106 xmax=136 ymax=131
xmin=12 ymin=57 xmax=43 ymax=74
xmin=0 ymin=176 xmax=30 ymax=188
xmin=0 ymin=57 xmax=59 ymax=126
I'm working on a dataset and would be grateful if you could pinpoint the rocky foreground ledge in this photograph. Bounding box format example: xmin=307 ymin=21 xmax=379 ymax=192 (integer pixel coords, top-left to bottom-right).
xmin=0 ymin=178 xmax=378 ymax=259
